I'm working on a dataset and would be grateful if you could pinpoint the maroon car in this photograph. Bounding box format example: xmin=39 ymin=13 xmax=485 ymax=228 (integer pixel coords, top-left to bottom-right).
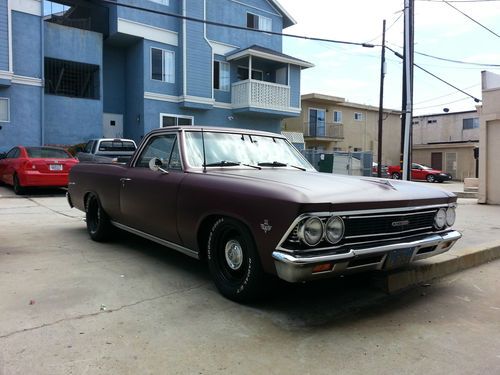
xmin=67 ymin=127 xmax=461 ymax=302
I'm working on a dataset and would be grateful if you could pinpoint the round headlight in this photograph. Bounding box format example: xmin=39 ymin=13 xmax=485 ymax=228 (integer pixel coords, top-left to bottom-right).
xmin=325 ymin=216 xmax=345 ymax=244
xmin=298 ymin=217 xmax=324 ymax=246
xmin=446 ymin=207 xmax=456 ymax=226
xmin=434 ymin=208 xmax=447 ymax=229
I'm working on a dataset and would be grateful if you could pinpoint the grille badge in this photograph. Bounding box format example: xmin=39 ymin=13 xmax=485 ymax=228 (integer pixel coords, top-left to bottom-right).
xmin=392 ymin=220 xmax=410 ymax=227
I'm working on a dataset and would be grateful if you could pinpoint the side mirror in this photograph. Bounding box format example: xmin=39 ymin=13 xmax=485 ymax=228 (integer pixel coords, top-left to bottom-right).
xmin=149 ymin=157 xmax=168 ymax=174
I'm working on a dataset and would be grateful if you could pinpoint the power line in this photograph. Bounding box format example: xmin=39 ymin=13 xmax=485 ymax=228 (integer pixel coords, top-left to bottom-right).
xmin=444 ymin=0 xmax=500 ymax=38
xmin=94 ymin=0 xmax=376 ymax=48
xmin=414 ymin=83 xmax=479 ymax=104
xmin=365 ymin=10 xmax=404 ymax=44
xmin=387 ymin=46 xmax=481 ymax=102
xmin=414 ymin=96 xmax=474 ymax=110
xmin=417 ymin=0 xmax=500 ymax=3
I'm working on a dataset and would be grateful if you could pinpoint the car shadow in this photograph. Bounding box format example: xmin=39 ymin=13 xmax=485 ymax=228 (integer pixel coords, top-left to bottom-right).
xmin=9 ymin=187 xmax=67 ymax=197
xmin=92 ymin=227 xmax=434 ymax=329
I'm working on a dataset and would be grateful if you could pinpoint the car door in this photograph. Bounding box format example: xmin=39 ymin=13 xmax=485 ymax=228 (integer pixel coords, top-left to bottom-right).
xmin=119 ymin=132 xmax=185 ymax=244
xmin=411 ymin=163 xmax=423 ymax=180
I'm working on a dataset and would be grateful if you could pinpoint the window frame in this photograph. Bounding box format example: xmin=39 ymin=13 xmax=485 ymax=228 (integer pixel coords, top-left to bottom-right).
xmin=134 ymin=133 xmax=182 ymax=171
xmin=148 ymin=0 xmax=169 ymax=5
xmin=0 ymin=97 xmax=10 ymax=122
xmin=333 ymin=110 xmax=342 ymax=123
xmin=213 ymin=60 xmax=230 ymax=91
xmin=463 ymin=117 xmax=479 ymax=130
xmin=354 ymin=112 xmax=363 ymax=121
xmin=237 ymin=66 xmax=264 ymax=81
xmin=246 ymin=12 xmax=272 ymax=31
xmin=151 ymin=47 xmax=175 ymax=83
xmin=159 ymin=113 xmax=194 ymax=128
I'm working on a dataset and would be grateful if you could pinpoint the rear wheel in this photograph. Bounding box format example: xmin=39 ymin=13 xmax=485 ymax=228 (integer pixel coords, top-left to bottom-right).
xmin=207 ymin=218 xmax=266 ymax=302
xmin=13 ymin=174 xmax=24 ymax=195
xmin=426 ymin=174 xmax=436 ymax=183
xmin=85 ymin=194 xmax=112 ymax=241
xmin=391 ymin=172 xmax=401 ymax=180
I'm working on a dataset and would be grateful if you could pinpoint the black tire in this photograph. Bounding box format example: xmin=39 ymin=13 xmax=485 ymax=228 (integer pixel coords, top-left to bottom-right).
xmin=85 ymin=194 xmax=112 ymax=241
xmin=391 ymin=172 xmax=401 ymax=180
xmin=207 ymin=217 xmax=266 ymax=302
xmin=426 ymin=174 xmax=436 ymax=183
xmin=13 ymin=174 xmax=24 ymax=195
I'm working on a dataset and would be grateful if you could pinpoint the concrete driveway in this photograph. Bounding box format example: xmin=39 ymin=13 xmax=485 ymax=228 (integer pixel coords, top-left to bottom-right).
xmin=1 ymin=186 xmax=499 ymax=374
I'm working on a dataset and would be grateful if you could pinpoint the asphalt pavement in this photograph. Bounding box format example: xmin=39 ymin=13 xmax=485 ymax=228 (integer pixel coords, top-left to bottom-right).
xmin=0 ymin=183 xmax=499 ymax=374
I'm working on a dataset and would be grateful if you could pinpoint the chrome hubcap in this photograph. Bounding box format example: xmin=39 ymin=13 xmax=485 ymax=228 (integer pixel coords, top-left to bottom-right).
xmin=224 ymin=239 xmax=243 ymax=270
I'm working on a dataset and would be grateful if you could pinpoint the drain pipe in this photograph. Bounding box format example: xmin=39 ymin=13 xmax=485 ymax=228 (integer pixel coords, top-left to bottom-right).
xmin=40 ymin=5 xmax=45 ymax=146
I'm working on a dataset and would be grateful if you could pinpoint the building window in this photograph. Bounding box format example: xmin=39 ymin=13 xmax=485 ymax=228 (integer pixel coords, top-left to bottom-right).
xmin=160 ymin=113 xmax=193 ymax=127
xmin=44 ymin=58 xmax=100 ymax=99
xmin=237 ymin=66 xmax=263 ymax=81
xmin=149 ymin=0 xmax=169 ymax=5
xmin=427 ymin=119 xmax=437 ymax=124
xmin=0 ymin=98 xmax=9 ymax=122
xmin=247 ymin=13 xmax=272 ymax=31
xmin=463 ymin=118 xmax=479 ymax=130
xmin=214 ymin=61 xmax=230 ymax=91
xmin=333 ymin=111 xmax=342 ymax=123
xmin=354 ymin=112 xmax=363 ymax=121
xmin=151 ymin=48 xmax=175 ymax=83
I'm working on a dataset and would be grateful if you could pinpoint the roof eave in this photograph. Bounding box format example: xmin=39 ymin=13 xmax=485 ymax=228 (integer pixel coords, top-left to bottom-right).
xmin=227 ymin=49 xmax=314 ymax=69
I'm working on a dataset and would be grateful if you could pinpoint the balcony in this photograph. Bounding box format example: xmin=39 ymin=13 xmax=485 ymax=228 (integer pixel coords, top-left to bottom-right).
xmin=303 ymin=122 xmax=344 ymax=140
xmin=231 ymin=79 xmax=299 ymax=115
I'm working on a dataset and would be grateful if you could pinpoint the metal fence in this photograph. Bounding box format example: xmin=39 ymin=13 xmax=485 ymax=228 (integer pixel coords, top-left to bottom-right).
xmin=302 ymin=150 xmax=373 ymax=177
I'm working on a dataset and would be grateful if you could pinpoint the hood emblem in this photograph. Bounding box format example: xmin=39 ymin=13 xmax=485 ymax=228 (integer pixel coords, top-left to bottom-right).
xmin=260 ymin=220 xmax=272 ymax=234
xmin=362 ymin=178 xmax=397 ymax=190
xmin=392 ymin=220 xmax=410 ymax=227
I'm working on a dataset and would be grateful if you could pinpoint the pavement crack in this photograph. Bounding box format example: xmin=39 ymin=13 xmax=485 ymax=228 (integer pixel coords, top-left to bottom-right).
xmin=0 ymin=283 xmax=208 ymax=340
xmin=26 ymin=197 xmax=83 ymax=220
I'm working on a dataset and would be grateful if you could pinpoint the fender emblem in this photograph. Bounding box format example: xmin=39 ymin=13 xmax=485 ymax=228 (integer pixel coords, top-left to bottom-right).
xmin=260 ymin=220 xmax=272 ymax=234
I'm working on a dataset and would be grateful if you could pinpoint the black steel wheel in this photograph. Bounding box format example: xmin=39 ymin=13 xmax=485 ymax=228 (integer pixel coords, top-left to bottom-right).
xmin=426 ymin=174 xmax=436 ymax=183
xmin=13 ymin=174 xmax=24 ymax=195
xmin=207 ymin=218 xmax=266 ymax=302
xmin=85 ymin=194 xmax=112 ymax=241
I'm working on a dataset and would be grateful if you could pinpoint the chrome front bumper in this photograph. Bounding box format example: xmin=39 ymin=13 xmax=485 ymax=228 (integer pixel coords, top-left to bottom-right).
xmin=272 ymin=230 xmax=462 ymax=282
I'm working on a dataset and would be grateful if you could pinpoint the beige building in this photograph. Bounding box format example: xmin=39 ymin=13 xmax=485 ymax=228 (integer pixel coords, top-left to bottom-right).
xmin=412 ymin=111 xmax=479 ymax=181
xmin=478 ymin=71 xmax=500 ymax=205
xmin=282 ymin=93 xmax=402 ymax=166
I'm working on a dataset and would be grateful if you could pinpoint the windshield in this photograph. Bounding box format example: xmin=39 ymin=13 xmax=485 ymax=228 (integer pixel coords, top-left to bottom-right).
xmin=184 ymin=131 xmax=314 ymax=170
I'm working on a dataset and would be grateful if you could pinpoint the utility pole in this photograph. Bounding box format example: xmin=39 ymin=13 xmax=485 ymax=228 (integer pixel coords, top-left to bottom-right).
xmin=377 ymin=19 xmax=386 ymax=178
xmin=401 ymin=0 xmax=415 ymax=180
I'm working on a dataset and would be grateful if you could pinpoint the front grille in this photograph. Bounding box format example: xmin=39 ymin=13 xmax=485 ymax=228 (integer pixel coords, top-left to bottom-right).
xmin=344 ymin=211 xmax=436 ymax=238
xmin=280 ymin=207 xmax=441 ymax=253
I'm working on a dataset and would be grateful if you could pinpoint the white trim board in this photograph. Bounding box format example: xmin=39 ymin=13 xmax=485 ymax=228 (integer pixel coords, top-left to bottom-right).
xmin=144 ymin=92 xmax=215 ymax=106
xmin=10 ymin=0 xmax=42 ymax=16
xmin=117 ymin=18 xmax=178 ymax=46
xmin=209 ymin=40 xmax=238 ymax=56
xmin=230 ymin=0 xmax=281 ymax=18
xmin=12 ymin=75 xmax=43 ymax=86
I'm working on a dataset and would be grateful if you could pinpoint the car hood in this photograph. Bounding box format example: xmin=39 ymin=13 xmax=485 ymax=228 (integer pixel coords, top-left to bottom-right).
xmin=205 ymin=169 xmax=455 ymax=206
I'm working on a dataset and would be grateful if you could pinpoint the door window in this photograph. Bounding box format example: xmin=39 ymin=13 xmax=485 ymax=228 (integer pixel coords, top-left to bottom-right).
xmin=135 ymin=134 xmax=181 ymax=170
xmin=308 ymin=108 xmax=326 ymax=137
xmin=6 ymin=148 xmax=19 ymax=158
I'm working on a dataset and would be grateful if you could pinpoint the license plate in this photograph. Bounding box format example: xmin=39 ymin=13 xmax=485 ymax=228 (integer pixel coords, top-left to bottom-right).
xmin=384 ymin=247 xmax=415 ymax=270
xmin=50 ymin=164 xmax=63 ymax=171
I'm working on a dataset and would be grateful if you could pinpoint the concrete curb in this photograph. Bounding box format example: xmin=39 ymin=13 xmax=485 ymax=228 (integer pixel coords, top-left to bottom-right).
xmin=454 ymin=191 xmax=478 ymax=199
xmin=378 ymin=241 xmax=500 ymax=293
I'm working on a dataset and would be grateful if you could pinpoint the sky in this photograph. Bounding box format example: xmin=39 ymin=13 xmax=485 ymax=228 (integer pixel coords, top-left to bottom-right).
xmin=279 ymin=0 xmax=500 ymax=116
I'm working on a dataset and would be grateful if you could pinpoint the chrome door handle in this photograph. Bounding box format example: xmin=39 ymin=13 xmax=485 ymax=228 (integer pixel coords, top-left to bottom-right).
xmin=120 ymin=177 xmax=131 ymax=187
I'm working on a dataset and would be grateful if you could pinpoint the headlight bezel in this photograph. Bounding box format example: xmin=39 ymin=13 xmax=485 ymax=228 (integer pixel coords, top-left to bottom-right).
xmin=445 ymin=207 xmax=456 ymax=226
xmin=434 ymin=208 xmax=447 ymax=229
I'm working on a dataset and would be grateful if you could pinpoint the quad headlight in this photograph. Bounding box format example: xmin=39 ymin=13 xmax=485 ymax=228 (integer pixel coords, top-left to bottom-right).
xmin=434 ymin=208 xmax=447 ymax=229
xmin=298 ymin=216 xmax=324 ymax=246
xmin=446 ymin=207 xmax=456 ymax=226
xmin=325 ymin=216 xmax=345 ymax=244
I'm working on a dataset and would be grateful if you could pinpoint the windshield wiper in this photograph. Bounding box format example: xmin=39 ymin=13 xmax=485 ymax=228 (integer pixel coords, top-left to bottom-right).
xmin=257 ymin=161 xmax=306 ymax=171
xmin=203 ymin=161 xmax=240 ymax=167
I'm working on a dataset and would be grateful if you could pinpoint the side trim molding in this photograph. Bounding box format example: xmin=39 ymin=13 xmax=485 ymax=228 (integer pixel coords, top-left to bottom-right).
xmin=111 ymin=221 xmax=199 ymax=259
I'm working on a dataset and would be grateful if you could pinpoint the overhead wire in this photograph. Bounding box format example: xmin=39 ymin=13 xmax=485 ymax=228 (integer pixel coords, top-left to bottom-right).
xmin=443 ymin=0 xmax=500 ymax=38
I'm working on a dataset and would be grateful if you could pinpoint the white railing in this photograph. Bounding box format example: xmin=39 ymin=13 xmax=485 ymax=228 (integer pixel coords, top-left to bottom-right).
xmin=231 ymin=79 xmax=291 ymax=112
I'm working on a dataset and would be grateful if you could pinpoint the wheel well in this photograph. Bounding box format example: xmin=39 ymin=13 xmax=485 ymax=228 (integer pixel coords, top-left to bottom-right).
xmin=83 ymin=192 xmax=97 ymax=210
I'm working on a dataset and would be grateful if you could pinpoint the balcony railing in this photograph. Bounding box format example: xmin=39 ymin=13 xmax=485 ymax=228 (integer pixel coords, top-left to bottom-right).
xmin=231 ymin=79 xmax=292 ymax=112
xmin=303 ymin=122 xmax=344 ymax=140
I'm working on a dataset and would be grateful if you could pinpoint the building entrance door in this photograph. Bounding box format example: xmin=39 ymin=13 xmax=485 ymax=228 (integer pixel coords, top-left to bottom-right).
xmin=431 ymin=152 xmax=442 ymax=170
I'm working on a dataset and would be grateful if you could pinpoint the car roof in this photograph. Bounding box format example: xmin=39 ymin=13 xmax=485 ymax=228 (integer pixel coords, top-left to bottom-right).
xmin=147 ymin=126 xmax=285 ymax=139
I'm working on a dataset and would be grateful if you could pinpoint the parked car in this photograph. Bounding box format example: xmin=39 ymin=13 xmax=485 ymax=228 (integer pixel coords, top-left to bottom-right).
xmin=372 ymin=162 xmax=389 ymax=178
xmin=67 ymin=127 xmax=461 ymax=302
xmin=76 ymin=138 xmax=137 ymax=164
xmin=388 ymin=163 xmax=452 ymax=183
xmin=0 ymin=146 xmax=78 ymax=194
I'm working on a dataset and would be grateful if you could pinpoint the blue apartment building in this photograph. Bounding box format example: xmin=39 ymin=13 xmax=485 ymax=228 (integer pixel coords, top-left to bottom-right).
xmin=0 ymin=0 xmax=312 ymax=151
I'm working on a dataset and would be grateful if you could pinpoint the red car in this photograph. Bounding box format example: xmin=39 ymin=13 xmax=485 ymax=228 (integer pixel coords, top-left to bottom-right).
xmin=388 ymin=163 xmax=452 ymax=183
xmin=0 ymin=146 xmax=78 ymax=194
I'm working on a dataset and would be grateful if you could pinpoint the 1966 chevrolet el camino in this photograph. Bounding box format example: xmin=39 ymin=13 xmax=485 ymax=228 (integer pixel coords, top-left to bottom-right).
xmin=67 ymin=126 xmax=461 ymax=302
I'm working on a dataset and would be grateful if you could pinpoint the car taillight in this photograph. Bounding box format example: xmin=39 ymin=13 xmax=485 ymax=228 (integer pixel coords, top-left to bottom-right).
xmin=24 ymin=161 xmax=36 ymax=170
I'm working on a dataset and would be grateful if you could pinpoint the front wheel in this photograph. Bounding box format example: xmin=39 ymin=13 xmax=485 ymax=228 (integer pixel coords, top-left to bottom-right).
xmin=391 ymin=172 xmax=401 ymax=180
xmin=207 ymin=218 xmax=266 ymax=302
xmin=426 ymin=174 xmax=436 ymax=183
xmin=85 ymin=194 xmax=112 ymax=241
